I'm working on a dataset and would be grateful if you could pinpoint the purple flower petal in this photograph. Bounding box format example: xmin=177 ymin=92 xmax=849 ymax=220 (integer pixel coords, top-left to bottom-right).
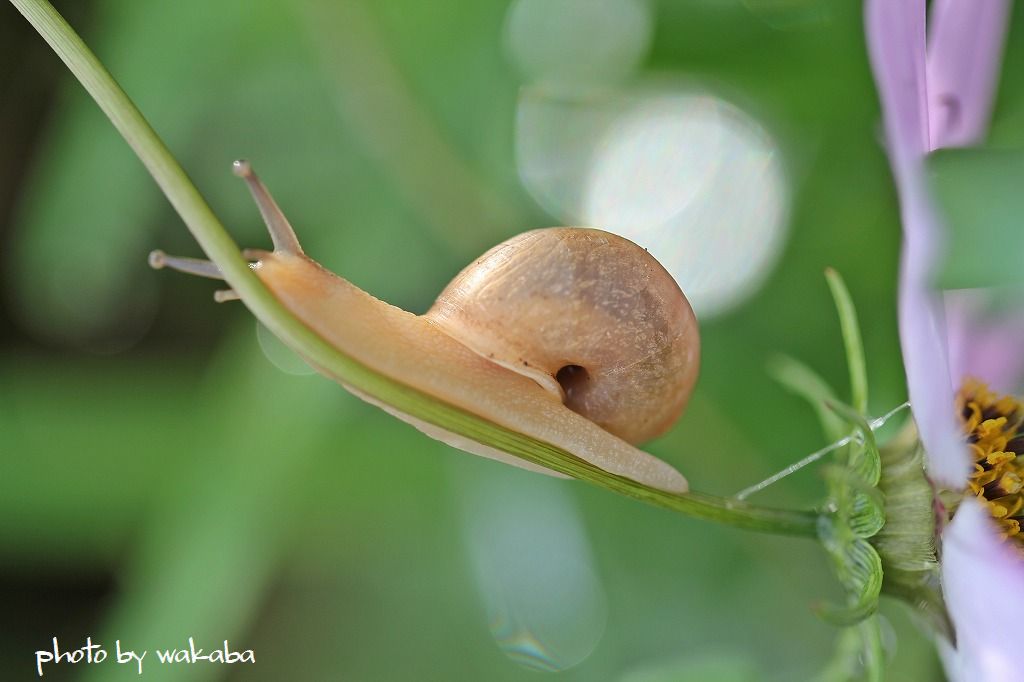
xmin=895 ymin=175 xmax=968 ymax=486
xmin=927 ymin=0 xmax=1012 ymax=148
xmin=865 ymin=0 xmax=929 ymax=169
xmin=865 ymin=5 xmax=1020 ymax=680
xmin=865 ymin=0 xmax=968 ymax=486
xmin=941 ymin=498 xmax=1024 ymax=682
xmin=946 ymin=290 xmax=1024 ymax=394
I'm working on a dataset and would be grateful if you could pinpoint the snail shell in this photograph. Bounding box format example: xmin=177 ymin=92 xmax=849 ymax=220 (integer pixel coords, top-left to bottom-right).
xmin=426 ymin=229 xmax=698 ymax=444
xmin=150 ymin=161 xmax=700 ymax=493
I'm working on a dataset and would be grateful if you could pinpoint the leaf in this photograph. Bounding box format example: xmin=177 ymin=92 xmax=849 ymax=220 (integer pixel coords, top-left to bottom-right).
xmin=929 ymin=147 xmax=1024 ymax=289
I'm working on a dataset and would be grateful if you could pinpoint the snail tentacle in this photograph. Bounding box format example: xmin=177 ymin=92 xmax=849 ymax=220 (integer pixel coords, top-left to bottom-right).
xmin=148 ymin=249 xmax=224 ymax=279
xmin=232 ymin=159 xmax=302 ymax=255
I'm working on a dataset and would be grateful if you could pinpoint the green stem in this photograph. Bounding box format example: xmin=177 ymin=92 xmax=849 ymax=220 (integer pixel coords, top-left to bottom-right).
xmin=825 ymin=268 xmax=868 ymax=414
xmin=9 ymin=0 xmax=821 ymax=538
xmin=859 ymin=617 xmax=885 ymax=682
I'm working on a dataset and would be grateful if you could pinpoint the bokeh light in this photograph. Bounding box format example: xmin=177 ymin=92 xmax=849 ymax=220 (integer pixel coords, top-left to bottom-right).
xmin=459 ymin=467 xmax=607 ymax=672
xmin=256 ymin=321 xmax=316 ymax=376
xmin=517 ymin=85 xmax=789 ymax=317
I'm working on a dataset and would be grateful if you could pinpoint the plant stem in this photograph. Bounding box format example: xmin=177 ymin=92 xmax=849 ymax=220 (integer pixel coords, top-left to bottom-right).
xmin=8 ymin=0 xmax=822 ymax=538
xmin=825 ymin=269 xmax=869 ymax=414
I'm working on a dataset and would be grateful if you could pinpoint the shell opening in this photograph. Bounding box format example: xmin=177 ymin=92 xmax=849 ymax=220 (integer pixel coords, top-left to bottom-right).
xmin=556 ymin=364 xmax=590 ymax=408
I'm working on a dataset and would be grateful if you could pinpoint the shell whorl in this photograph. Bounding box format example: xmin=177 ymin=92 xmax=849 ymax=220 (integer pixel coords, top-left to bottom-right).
xmin=424 ymin=228 xmax=700 ymax=444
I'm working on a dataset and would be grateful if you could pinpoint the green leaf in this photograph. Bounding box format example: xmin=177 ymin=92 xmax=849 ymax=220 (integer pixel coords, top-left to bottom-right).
xmin=929 ymin=147 xmax=1024 ymax=289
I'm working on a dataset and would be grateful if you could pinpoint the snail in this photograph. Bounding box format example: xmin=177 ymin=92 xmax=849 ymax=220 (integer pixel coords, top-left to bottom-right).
xmin=150 ymin=160 xmax=700 ymax=493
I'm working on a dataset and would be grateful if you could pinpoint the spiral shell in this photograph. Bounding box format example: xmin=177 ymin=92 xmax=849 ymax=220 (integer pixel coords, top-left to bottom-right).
xmin=426 ymin=228 xmax=699 ymax=444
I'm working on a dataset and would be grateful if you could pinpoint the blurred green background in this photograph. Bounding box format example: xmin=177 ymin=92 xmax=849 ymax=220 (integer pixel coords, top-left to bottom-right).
xmin=2 ymin=1 xmax=1021 ymax=680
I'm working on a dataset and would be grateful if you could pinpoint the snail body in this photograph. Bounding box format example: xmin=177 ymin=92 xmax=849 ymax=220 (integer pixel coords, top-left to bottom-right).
xmin=150 ymin=161 xmax=699 ymax=493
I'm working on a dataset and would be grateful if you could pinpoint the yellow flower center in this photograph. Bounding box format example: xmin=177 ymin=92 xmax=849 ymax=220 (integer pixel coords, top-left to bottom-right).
xmin=956 ymin=379 xmax=1024 ymax=543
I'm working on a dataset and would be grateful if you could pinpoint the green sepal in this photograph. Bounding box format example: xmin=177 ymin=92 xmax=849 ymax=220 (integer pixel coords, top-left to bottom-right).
xmin=874 ymin=432 xmax=938 ymax=573
xmin=826 ymin=401 xmax=882 ymax=487
xmin=771 ymin=365 xmax=887 ymax=626
xmin=817 ymin=467 xmax=884 ymax=627
xmin=809 ymin=271 xmax=886 ymax=645
xmin=873 ymin=428 xmax=949 ymax=640
xmin=820 ymin=464 xmax=885 ymax=539
xmin=826 ymin=401 xmax=885 ymax=544
xmin=814 ymin=540 xmax=882 ymax=626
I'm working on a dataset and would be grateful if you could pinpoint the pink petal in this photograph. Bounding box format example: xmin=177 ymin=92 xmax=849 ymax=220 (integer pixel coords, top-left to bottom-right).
xmin=927 ymin=0 xmax=1012 ymax=148
xmin=864 ymin=0 xmax=930 ymax=170
xmin=941 ymin=498 xmax=1024 ymax=682
xmin=896 ymin=177 xmax=969 ymax=486
xmin=865 ymin=0 xmax=969 ymax=486
xmin=946 ymin=290 xmax=1024 ymax=394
